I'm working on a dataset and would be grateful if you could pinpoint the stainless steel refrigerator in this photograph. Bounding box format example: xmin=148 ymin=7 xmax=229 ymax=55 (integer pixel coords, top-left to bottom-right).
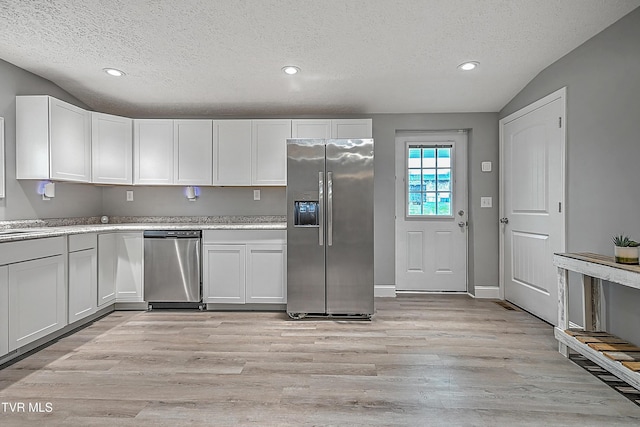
xmin=286 ymin=138 xmax=374 ymax=319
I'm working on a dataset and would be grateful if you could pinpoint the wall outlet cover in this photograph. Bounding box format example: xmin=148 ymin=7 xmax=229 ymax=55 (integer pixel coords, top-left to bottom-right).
xmin=126 ymin=190 xmax=134 ymax=201
xmin=253 ymin=189 xmax=261 ymax=201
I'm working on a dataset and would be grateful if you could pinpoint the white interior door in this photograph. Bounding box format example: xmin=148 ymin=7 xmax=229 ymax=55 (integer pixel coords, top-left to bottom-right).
xmin=500 ymin=88 xmax=566 ymax=324
xmin=395 ymin=132 xmax=468 ymax=291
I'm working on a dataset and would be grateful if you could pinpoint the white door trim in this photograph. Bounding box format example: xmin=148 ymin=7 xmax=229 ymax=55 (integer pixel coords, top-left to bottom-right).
xmin=395 ymin=130 xmax=468 ymax=293
xmin=499 ymin=87 xmax=567 ymax=300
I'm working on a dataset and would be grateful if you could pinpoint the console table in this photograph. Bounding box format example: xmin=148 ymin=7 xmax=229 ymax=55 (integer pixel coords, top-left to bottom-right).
xmin=554 ymin=252 xmax=640 ymax=390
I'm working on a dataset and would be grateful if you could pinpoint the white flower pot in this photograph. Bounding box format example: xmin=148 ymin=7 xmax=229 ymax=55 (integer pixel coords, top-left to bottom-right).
xmin=614 ymin=246 xmax=639 ymax=265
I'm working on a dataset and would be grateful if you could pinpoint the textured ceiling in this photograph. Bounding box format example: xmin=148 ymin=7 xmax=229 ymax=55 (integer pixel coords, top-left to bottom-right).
xmin=0 ymin=0 xmax=639 ymax=117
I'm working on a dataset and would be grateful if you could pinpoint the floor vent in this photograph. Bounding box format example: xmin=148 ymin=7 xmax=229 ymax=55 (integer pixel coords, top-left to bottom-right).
xmin=494 ymin=301 xmax=517 ymax=311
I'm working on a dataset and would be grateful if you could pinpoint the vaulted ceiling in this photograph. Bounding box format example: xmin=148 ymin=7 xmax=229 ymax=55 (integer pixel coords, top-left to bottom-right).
xmin=1 ymin=0 xmax=638 ymax=116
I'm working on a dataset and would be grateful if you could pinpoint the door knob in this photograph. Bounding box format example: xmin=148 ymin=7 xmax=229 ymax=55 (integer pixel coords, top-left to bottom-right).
xmin=499 ymin=217 xmax=509 ymax=224
xmin=458 ymin=221 xmax=467 ymax=228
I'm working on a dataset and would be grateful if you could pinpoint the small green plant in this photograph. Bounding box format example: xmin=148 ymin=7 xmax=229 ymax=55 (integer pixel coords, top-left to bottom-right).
xmin=612 ymin=234 xmax=639 ymax=247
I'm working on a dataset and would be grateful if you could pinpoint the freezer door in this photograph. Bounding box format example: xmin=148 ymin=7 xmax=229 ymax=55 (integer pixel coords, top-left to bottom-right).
xmin=286 ymin=139 xmax=326 ymax=314
xmin=325 ymin=139 xmax=374 ymax=315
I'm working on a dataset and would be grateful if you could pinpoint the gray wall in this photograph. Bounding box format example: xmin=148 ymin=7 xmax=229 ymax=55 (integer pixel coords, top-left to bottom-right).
xmin=0 ymin=59 xmax=103 ymax=220
xmin=370 ymin=113 xmax=499 ymax=293
xmin=102 ymin=186 xmax=286 ymax=217
xmin=500 ymin=8 xmax=640 ymax=343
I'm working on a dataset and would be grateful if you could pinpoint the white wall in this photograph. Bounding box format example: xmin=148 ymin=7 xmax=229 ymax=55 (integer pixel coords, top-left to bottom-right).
xmin=500 ymin=7 xmax=640 ymax=343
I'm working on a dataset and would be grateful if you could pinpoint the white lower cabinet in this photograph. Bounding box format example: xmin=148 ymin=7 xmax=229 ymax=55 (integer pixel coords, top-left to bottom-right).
xmin=8 ymin=255 xmax=66 ymax=352
xmin=98 ymin=232 xmax=144 ymax=304
xmin=203 ymin=244 xmax=246 ymax=304
xmin=0 ymin=266 xmax=8 ymax=357
xmin=98 ymin=233 xmax=117 ymax=307
xmin=68 ymin=234 xmax=98 ymax=323
xmin=246 ymin=244 xmax=286 ymax=303
xmin=203 ymin=230 xmax=286 ymax=305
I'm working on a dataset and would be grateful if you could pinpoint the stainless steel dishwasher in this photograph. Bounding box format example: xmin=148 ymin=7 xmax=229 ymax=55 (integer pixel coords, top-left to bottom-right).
xmin=143 ymin=230 xmax=202 ymax=309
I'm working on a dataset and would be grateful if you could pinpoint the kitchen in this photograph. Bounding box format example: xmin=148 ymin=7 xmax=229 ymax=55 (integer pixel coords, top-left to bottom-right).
xmin=1 ymin=1 xmax=640 ymax=425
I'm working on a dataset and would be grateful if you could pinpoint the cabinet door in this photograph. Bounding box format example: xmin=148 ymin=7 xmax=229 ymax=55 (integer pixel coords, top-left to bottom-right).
xmin=134 ymin=119 xmax=174 ymax=185
xmin=97 ymin=233 xmax=117 ymax=307
xmin=331 ymin=119 xmax=372 ymax=138
xmin=0 ymin=265 xmax=7 ymax=357
xmin=203 ymin=244 xmax=246 ymax=304
xmin=8 ymin=255 xmax=66 ymax=352
xmin=213 ymin=120 xmax=251 ymax=186
xmin=49 ymin=97 xmax=91 ymax=182
xmin=174 ymin=120 xmax=213 ymax=185
xmin=115 ymin=233 xmax=144 ymax=302
xmin=292 ymin=119 xmax=331 ymax=138
xmin=68 ymin=248 xmax=98 ymax=323
xmin=251 ymin=120 xmax=291 ymax=186
xmin=0 ymin=117 xmax=5 ymax=198
xmin=246 ymin=244 xmax=286 ymax=304
xmin=91 ymin=112 xmax=133 ymax=184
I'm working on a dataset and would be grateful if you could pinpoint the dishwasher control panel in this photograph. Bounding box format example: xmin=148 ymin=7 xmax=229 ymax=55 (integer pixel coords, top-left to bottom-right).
xmin=143 ymin=230 xmax=202 ymax=238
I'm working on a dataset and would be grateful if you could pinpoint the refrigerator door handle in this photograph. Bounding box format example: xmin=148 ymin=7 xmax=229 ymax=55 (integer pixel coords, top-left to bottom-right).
xmin=318 ymin=172 xmax=324 ymax=246
xmin=327 ymin=171 xmax=333 ymax=246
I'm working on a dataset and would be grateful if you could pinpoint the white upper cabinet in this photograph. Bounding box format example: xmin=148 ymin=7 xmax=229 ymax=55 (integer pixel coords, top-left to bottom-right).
xmin=174 ymin=120 xmax=213 ymax=185
xmin=0 ymin=117 xmax=5 ymax=198
xmin=331 ymin=119 xmax=373 ymax=138
xmin=133 ymin=119 xmax=174 ymax=185
xmin=251 ymin=119 xmax=291 ymax=186
xmin=292 ymin=119 xmax=372 ymax=139
xmin=91 ymin=112 xmax=133 ymax=184
xmin=134 ymin=119 xmax=213 ymax=186
xmin=291 ymin=119 xmax=331 ymax=138
xmin=213 ymin=120 xmax=252 ymax=186
xmin=16 ymin=95 xmax=91 ymax=182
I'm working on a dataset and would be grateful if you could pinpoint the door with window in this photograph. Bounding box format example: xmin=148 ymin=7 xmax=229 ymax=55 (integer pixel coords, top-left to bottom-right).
xmin=395 ymin=132 xmax=468 ymax=291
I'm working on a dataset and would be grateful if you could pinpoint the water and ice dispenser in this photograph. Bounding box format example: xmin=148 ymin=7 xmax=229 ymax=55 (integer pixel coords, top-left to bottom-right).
xmin=294 ymin=201 xmax=319 ymax=226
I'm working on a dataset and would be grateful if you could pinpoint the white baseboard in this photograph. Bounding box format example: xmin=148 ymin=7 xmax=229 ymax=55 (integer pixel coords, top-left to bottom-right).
xmin=473 ymin=286 xmax=500 ymax=299
xmin=375 ymin=285 xmax=396 ymax=298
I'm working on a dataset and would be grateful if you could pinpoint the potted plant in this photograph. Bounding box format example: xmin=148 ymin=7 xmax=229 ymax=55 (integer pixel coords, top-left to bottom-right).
xmin=612 ymin=234 xmax=640 ymax=265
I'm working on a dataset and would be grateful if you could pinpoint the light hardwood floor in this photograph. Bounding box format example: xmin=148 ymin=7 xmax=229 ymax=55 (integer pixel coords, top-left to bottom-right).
xmin=1 ymin=294 xmax=640 ymax=426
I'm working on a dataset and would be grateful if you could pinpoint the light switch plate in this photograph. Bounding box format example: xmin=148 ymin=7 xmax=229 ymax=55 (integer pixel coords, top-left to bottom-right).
xmin=253 ymin=189 xmax=261 ymax=201
xmin=481 ymin=197 xmax=492 ymax=208
xmin=481 ymin=161 xmax=492 ymax=172
xmin=126 ymin=190 xmax=134 ymax=202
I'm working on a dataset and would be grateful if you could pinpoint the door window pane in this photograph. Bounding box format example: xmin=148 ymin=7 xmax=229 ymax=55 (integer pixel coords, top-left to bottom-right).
xmin=407 ymin=145 xmax=454 ymax=217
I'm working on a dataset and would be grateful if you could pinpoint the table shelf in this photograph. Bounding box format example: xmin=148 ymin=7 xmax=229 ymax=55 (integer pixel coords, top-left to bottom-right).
xmin=554 ymin=252 xmax=640 ymax=390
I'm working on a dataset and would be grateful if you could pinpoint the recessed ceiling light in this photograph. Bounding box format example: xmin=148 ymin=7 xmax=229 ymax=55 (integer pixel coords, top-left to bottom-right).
xmin=282 ymin=66 xmax=300 ymax=75
xmin=457 ymin=61 xmax=479 ymax=71
xmin=103 ymin=68 xmax=126 ymax=77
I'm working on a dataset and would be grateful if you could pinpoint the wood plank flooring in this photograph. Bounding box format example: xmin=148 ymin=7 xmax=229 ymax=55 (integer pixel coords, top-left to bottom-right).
xmin=1 ymin=294 xmax=640 ymax=426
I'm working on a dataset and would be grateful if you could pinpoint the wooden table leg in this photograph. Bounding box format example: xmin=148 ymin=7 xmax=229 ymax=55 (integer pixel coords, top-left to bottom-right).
xmin=557 ymin=266 xmax=569 ymax=357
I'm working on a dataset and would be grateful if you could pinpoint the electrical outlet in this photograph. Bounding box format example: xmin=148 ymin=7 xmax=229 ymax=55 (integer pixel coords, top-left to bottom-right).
xmin=126 ymin=190 xmax=134 ymax=202
xmin=480 ymin=197 xmax=492 ymax=208
xmin=253 ymin=189 xmax=261 ymax=201
xmin=481 ymin=161 xmax=492 ymax=172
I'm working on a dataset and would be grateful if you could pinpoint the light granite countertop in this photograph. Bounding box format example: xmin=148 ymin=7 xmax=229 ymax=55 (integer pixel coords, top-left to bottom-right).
xmin=0 ymin=216 xmax=286 ymax=243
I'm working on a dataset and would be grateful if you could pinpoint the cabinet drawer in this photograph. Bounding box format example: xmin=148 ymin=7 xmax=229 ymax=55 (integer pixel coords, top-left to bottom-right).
xmin=0 ymin=237 xmax=65 ymax=265
xmin=69 ymin=233 xmax=97 ymax=252
xmin=203 ymin=230 xmax=285 ymax=244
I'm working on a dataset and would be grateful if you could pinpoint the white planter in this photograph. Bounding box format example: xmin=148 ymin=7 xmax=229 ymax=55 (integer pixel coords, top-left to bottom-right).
xmin=614 ymin=246 xmax=639 ymax=265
